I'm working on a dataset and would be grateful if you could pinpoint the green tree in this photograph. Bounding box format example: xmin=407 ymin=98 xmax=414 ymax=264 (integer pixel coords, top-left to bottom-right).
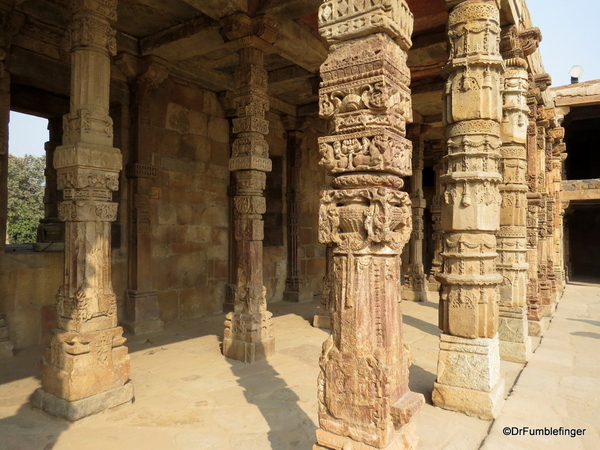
xmin=7 ymin=154 xmax=46 ymax=244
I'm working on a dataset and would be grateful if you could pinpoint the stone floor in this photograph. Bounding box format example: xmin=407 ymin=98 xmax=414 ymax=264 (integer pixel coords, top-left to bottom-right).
xmin=0 ymin=282 xmax=598 ymax=450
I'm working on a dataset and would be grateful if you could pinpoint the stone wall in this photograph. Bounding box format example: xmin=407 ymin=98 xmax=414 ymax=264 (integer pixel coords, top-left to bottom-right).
xmin=150 ymin=77 xmax=230 ymax=323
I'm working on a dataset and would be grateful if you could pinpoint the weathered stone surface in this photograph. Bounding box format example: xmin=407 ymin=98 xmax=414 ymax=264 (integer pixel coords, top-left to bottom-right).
xmin=315 ymin=1 xmax=422 ymax=448
xmin=435 ymin=0 xmax=505 ymax=420
xmin=32 ymin=381 xmax=134 ymax=421
xmin=34 ymin=0 xmax=133 ymax=419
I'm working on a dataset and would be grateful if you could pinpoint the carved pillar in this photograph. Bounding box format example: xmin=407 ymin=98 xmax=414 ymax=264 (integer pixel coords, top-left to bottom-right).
xmin=433 ymin=0 xmax=505 ymax=420
xmin=313 ymin=245 xmax=332 ymax=329
xmin=535 ymin=111 xmax=554 ymax=316
xmin=315 ymin=2 xmax=423 ymax=449
xmin=32 ymin=0 xmax=133 ymax=420
xmin=497 ymin=54 xmax=531 ymax=363
xmin=428 ymin=152 xmax=445 ymax=284
xmin=35 ymin=117 xmax=65 ymax=250
xmin=220 ymin=14 xmax=278 ymax=363
xmin=115 ymin=54 xmax=167 ymax=335
xmin=403 ymin=125 xmax=426 ymax=302
xmin=283 ymin=122 xmax=311 ymax=302
xmin=548 ymin=125 xmax=566 ymax=293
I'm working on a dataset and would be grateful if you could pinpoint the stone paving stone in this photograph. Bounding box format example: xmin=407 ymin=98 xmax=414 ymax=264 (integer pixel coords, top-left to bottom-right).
xmin=0 ymin=285 xmax=598 ymax=449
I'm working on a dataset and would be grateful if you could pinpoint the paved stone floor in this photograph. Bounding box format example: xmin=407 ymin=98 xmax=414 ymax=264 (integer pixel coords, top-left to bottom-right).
xmin=0 ymin=283 xmax=598 ymax=450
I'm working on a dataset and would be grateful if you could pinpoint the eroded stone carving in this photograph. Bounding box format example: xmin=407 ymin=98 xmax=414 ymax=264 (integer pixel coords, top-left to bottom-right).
xmin=222 ymin=14 xmax=276 ymax=364
xmin=315 ymin=2 xmax=423 ymax=449
xmin=433 ymin=0 xmax=505 ymax=420
xmin=32 ymin=0 xmax=133 ymax=421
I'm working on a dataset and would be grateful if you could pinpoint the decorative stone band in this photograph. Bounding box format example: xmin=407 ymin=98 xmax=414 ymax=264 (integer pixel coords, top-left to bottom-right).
xmin=319 ymin=187 xmax=412 ymax=253
xmin=320 ymin=33 xmax=410 ymax=89
xmin=229 ymin=154 xmax=272 ymax=172
xmin=232 ymin=136 xmax=269 ymax=159
xmin=57 ymin=169 xmax=119 ymax=191
xmin=318 ymin=129 xmax=412 ymax=177
xmin=447 ymin=1 xmax=501 ymax=60
xmin=232 ymin=116 xmax=269 ymax=135
xmin=58 ymin=200 xmax=118 ymax=222
xmin=54 ymin=144 xmax=122 ymax=171
xmin=318 ymin=0 xmax=413 ymax=50
xmin=64 ymin=13 xmax=117 ymax=56
xmin=234 ymin=196 xmax=267 ymax=216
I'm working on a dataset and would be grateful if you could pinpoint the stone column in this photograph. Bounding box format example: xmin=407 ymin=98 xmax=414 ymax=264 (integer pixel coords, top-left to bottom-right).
xmin=432 ymin=0 xmax=505 ymax=420
xmin=313 ymin=245 xmax=332 ymax=329
xmin=32 ymin=0 xmax=133 ymax=421
xmin=315 ymin=2 xmax=423 ymax=449
xmin=116 ymin=54 xmax=167 ymax=335
xmin=0 ymin=9 xmax=23 ymax=358
xmin=220 ymin=14 xmax=278 ymax=363
xmin=548 ymin=126 xmax=566 ymax=293
xmin=497 ymin=56 xmax=531 ymax=363
xmin=35 ymin=117 xmax=65 ymax=250
xmin=535 ymin=113 xmax=554 ymax=316
xmin=283 ymin=121 xmax=311 ymax=303
xmin=403 ymin=125 xmax=426 ymax=302
xmin=428 ymin=153 xmax=445 ymax=285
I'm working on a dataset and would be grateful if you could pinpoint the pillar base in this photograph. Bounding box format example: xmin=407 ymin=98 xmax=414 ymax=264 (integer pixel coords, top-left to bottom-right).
xmin=499 ymin=306 xmax=531 ymax=363
xmin=32 ymin=381 xmax=134 ymax=421
xmin=223 ymin=311 xmax=275 ymax=363
xmin=283 ymin=289 xmax=313 ymax=303
xmin=222 ymin=336 xmax=275 ymax=363
xmin=432 ymin=378 xmax=504 ymax=420
xmin=124 ymin=290 xmax=163 ymax=335
xmin=541 ymin=303 xmax=556 ymax=318
xmin=314 ymin=424 xmax=418 ymax=450
xmin=123 ymin=318 xmax=163 ymax=336
xmin=0 ymin=340 xmax=13 ymax=358
xmin=401 ymin=289 xmax=425 ymax=302
xmin=313 ymin=314 xmax=331 ymax=330
xmin=528 ymin=317 xmax=548 ymax=337
xmin=499 ymin=340 xmax=531 ymax=364
xmin=433 ymin=334 xmax=504 ymax=420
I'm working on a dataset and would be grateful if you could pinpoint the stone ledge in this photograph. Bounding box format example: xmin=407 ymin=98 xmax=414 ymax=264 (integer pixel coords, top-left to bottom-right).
xmin=32 ymin=381 xmax=134 ymax=421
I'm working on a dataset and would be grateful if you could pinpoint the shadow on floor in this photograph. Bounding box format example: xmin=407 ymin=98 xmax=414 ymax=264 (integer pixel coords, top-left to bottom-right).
xmin=225 ymin=356 xmax=318 ymax=449
xmin=403 ymin=314 xmax=442 ymax=337
xmin=568 ymin=318 xmax=600 ymax=327
xmin=572 ymin=331 xmax=600 ymax=339
xmin=409 ymin=364 xmax=436 ymax=405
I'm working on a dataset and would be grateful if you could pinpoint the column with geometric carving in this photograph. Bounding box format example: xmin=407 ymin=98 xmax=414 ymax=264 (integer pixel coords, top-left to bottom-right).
xmin=116 ymin=54 xmax=168 ymax=335
xmin=428 ymin=151 xmax=445 ymax=284
xmin=221 ymin=14 xmax=278 ymax=363
xmin=32 ymin=0 xmax=133 ymax=420
xmin=497 ymin=53 xmax=531 ymax=363
xmin=283 ymin=120 xmax=311 ymax=303
xmin=548 ymin=125 xmax=566 ymax=294
xmin=315 ymin=2 xmax=424 ymax=449
xmin=403 ymin=124 xmax=426 ymax=302
xmin=432 ymin=0 xmax=505 ymax=420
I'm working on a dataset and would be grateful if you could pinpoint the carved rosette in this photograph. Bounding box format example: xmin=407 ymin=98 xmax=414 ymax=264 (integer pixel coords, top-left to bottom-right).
xmin=438 ymin=0 xmax=504 ymax=340
xmin=316 ymin=1 xmax=423 ymax=449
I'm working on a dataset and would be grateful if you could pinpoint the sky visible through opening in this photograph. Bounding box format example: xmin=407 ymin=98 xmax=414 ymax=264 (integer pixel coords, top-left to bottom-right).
xmin=9 ymin=111 xmax=48 ymax=158
xmin=7 ymin=0 xmax=599 ymax=155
